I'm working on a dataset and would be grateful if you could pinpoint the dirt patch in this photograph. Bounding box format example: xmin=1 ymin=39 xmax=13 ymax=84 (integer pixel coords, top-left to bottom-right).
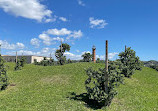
xmin=41 ymin=75 xmax=70 ymax=85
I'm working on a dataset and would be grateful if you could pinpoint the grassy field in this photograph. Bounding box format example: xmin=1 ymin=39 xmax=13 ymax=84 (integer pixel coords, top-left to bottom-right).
xmin=0 ymin=62 xmax=158 ymax=111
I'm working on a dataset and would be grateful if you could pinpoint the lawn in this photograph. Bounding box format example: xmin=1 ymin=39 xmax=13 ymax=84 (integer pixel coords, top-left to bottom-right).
xmin=0 ymin=62 xmax=158 ymax=111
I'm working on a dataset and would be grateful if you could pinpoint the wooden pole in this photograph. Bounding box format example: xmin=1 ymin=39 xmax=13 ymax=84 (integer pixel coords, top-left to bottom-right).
xmin=16 ymin=51 xmax=17 ymax=63
xmin=105 ymin=40 xmax=108 ymax=93
xmin=125 ymin=45 xmax=127 ymax=52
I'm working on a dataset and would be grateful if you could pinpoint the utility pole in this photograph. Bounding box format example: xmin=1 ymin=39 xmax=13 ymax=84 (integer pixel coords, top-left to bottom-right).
xmin=125 ymin=45 xmax=127 ymax=52
xmin=16 ymin=51 xmax=17 ymax=63
xmin=105 ymin=40 xmax=108 ymax=93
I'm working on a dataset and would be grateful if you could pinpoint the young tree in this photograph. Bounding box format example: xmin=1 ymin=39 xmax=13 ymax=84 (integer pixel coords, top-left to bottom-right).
xmin=96 ymin=58 xmax=100 ymax=63
xmin=14 ymin=59 xmax=21 ymax=71
xmin=67 ymin=59 xmax=72 ymax=64
xmin=0 ymin=54 xmax=8 ymax=90
xmin=20 ymin=56 xmax=26 ymax=67
xmin=55 ymin=43 xmax=70 ymax=65
xmin=85 ymin=60 xmax=124 ymax=106
xmin=81 ymin=52 xmax=92 ymax=62
xmin=118 ymin=47 xmax=142 ymax=78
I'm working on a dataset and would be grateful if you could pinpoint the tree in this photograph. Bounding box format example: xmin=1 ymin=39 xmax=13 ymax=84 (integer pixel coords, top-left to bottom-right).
xmin=81 ymin=52 xmax=92 ymax=62
xmin=118 ymin=47 xmax=142 ymax=78
xmin=85 ymin=60 xmax=124 ymax=106
xmin=20 ymin=56 xmax=26 ymax=67
xmin=55 ymin=43 xmax=70 ymax=65
xmin=14 ymin=59 xmax=21 ymax=71
xmin=67 ymin=59 xmax=72 ymax=64
xmin=96 ymin=58 xmax=100 ymax=63
xmin=0 ymin=54 xmax=8 ymax=90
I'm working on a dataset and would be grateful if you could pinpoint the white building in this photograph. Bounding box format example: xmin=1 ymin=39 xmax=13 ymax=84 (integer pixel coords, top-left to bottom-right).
xmin=2 ymin=55 xmax=50 ymax=64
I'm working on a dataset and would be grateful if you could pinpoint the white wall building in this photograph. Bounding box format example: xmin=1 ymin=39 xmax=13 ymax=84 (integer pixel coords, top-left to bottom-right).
xmin=2 ymin=55 xmax=50 ymax=64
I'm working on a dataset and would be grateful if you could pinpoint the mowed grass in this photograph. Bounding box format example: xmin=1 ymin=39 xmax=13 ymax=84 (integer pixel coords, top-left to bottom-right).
xmin=0 ymin=62 xmax=158 ymax=111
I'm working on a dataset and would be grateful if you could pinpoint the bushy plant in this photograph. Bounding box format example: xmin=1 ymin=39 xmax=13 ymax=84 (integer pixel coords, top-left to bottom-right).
xmin=85 ymin=61 xmax=124 ymax=106
xmin=118 ymin=47 xmax=142 ymax=78
xmin=67 ymin=59 xmax=72 ymax=64
xmin=20 ymin=56 xmax=26 ymax=67
xmin=82 ymin=52 xmax=92 ymax=62
xmin=14 ymin=59 xmax=21 ymax=71
xmin=0 ymin=55 xmax=8 ymax=90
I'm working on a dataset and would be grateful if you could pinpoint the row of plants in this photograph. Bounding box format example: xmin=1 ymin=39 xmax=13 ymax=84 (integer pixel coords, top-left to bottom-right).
xmin=84 ymin=47 xmax=143 ymax=108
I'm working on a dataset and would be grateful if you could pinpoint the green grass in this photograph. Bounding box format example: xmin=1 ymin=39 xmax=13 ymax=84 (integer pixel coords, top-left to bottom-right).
xmin=0 ymin=62 xmax=158 ymax=111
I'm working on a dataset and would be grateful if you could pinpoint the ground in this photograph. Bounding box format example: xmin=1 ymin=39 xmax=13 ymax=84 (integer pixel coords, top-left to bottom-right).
xmin=0 ymin=62 xmax=158 ymax=111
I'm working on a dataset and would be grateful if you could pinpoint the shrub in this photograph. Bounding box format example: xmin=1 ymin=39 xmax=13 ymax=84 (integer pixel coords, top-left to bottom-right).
xmin=118 ymin=47 xmax=142 ymax=78
xmin=85 ymin=61 xmax=124 ymax=106
xmin=82 ymin=52 xmax=92 ymax=62
xmin=0 ymin=55 xmax=8 ymax=90
xmin=20 ymin=56 xmax=26 ymax=67
xmin=14 ymin=59 xmax=21 ymax=71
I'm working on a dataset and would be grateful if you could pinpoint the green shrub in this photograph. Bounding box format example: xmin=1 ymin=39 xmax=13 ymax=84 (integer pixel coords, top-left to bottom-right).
xmin=85 ymin=61 xmax=124 ymax=106
xmin=20 ymin=56 xmax=26 ymax=67
xmin=119 ymin=47 xmax=142 ymax=78
xmin=14 ymin=59 xmax=21 ymax=71
xmin=0 ymin=55 xmax=8 ymax=90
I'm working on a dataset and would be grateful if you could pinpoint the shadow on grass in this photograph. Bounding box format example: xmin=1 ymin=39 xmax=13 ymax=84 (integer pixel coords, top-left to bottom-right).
xmin=67 ymin=92 xmax=105 ymax=110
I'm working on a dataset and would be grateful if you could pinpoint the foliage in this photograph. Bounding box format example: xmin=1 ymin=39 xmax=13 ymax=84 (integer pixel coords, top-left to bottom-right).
xmin=55 ymin=43 xmax=70 ymax=65
xmin=14 ymin=59 xmax=21 ymax=71
xmin=85 ymin=61 xmax=124 ymax=106
xmin=149 ymin=65 xmax=158 ymax=71
xmin=118 ymin=47 xmax=143 ymax=78
xmin=20 ymin=56 xmax=26 ymax=67
xmin=82 ymin=52 xmax=92 ymax=62
xmin=34 ymin=57 xmax=55 ymax=66
xmin=0 ymin=54 xmax=8 ymax=90
xmin=96 ymin=58 xmax=100 ymax=63
xmin=67 ymin=59 xmax=72 ymax=64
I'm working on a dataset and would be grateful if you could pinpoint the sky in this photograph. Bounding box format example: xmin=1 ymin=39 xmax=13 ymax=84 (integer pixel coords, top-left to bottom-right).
xmin=0 ymin=0 xmax=158 ymax=61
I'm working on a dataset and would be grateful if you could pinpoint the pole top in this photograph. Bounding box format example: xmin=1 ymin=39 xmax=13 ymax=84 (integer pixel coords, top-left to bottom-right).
xmin=92 ymin=45 xmax=96 ymax=49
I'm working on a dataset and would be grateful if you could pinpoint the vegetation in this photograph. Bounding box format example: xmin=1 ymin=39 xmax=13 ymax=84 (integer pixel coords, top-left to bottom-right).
xmin=0 ymin=62 xmax=158 ymax=110
xmin=82 ymin=52 xmax=92 ymax=62
xmin=14 ymin=59 xmax=21 ymax=71
xmin=149 ymin=64 xmax=158 ymax=71
xmin=55 ymin=43 xmax=70 ymax=65
xmin=0 ymin=55 xmax=8 ymax=90
xmin=34 ymin=57 xmax=55 ymax=66
xmin=118 ymin=47 xmax=142 ymax=78
xmin=20 ymin=56 xmax=26 ymax=67
xmin=85 ymin=61 xmax=124 ymax=107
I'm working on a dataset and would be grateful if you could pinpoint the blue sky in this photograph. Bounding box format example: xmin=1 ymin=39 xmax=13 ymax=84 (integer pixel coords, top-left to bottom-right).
xmin=0 ymin=0 xmax=158 ymax=61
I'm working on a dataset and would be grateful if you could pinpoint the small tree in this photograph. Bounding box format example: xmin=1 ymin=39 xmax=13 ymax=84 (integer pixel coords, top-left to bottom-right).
xmin=20 ymin=56 xmax=26 ymax=67
xmin=82 ymin=52 xmax=92 ymax=62
xmin=118 ymin=47 xmax=142 ymax=78
xmin=55 ymin=43 xmax=70 ymax=65
xmin=85 ymin=60 xmax=124 ymax=106
xmin=14 ymin=59 xmax=21 ymax=71
xmin=67 ymin=59 xmax=72 ymax=64
xmin=0 ymin=55 xmax=8 ymax=90
xmin=96 ymin=58 xmax=100 ymax=63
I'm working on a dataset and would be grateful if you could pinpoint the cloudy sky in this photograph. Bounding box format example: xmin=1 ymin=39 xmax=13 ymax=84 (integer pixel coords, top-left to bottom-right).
xmin=0 ymin=0 xmax=158 ymax=61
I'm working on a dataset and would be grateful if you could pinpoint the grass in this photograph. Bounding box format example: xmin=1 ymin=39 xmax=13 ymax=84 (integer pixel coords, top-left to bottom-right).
xmin=0 ymin=62 xmax=158 ymax=111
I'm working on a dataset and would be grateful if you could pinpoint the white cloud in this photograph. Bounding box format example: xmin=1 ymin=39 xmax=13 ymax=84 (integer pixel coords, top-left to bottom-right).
xmin=47 ymin=28 xmax=71 ymax=36
xmin=66 ymin=30 xmax=83 ymax=40
xmin=38 ymin=28 xmax=83 ymax=45
xmin=89 ymin=17 xmax=108 ymax=29
xmin=59 ymin=17 xmax=67 ymax=22
xmin=64 ymin=52 xmax=82 ymax=60
xmin=96 ymin=52 xmax=119 ymax=60
xmin=0 ymin=40 xmax=25 ymax=50
xmin=77 ymin=0 xmax=85 ymax=6
xmin=0 ymin=0 xmax=53 ymax=22
xmin=30 ymin=38 xmax=40 ymax=48
xmin=39 ymin=33 xmax=52 ymax=46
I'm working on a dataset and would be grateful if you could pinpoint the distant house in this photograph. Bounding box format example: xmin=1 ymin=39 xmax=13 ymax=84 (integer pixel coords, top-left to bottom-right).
xmin=2 ymin=55 xmax=50 ymax=64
